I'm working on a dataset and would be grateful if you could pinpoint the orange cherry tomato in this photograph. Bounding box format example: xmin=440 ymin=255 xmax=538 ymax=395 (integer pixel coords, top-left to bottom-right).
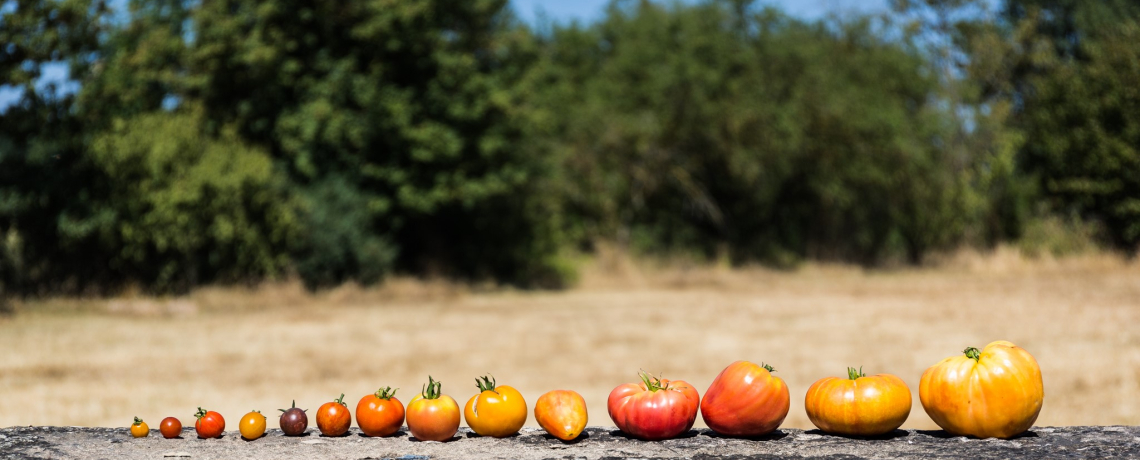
xmin=805 ymin=367 xmax=911 ymax=436
xmin=607 ymin=372 xmax=700 ymax=440
xmin=130 ymin=417 xmax=149 ymax=438
xmin=317 ymin=394 xmax=352 ymax=437
xmin=463 ymin=375 xmax=527 ymax=438
xmin=406 ymin=376 xmax=461 ymax=442
xmin=238 ymin=410 xmax=266 ymax=440
xmin=159 ymin=417 xmax=182 ymax=439
xmin=194 ymin=407 xmax=225 ymax=439
xmin=700 ymin=361 xmax=790 ymax=437
xmin=356 ymin=387 xmax=405 ymax=437
xmin=920 ymin=341 xmax=1044 ymax=439
xmin=534 ymin=390 xmax=588 ymax=441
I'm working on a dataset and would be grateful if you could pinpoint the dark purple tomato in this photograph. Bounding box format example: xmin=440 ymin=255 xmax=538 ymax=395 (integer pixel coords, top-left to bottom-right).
xmin=279 ymin=400 xmax=309 ymax=436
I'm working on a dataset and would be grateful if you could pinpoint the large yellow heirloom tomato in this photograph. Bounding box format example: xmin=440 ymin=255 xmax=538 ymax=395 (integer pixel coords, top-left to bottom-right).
xmin=464 ymin=375 xmax=527 ymax=437
xmin=804 ymin=367 xmax=911 ymax=437
xmin=919 ymin=341 xmax=1043 ymax=439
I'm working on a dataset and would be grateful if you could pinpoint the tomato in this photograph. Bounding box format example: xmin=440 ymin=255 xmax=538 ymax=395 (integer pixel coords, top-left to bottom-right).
xmin=159 ymin=417 xmax=182 ymax=439
xmin=356 ymin=387 xmax=405 ymax=437
xmin=130 ymin=417 xmax=149 ymax=438
xmin=238 ymin=410 xmax=266 ymax=440
xmin=317 ymin=394 xmax=352 ymax=437
xmin=607 ymin=372 xmax=700 ymax=440
xmin=700 ymin=361 xmax=790 ymax=437
xmin=279 ymin=400 xmax=309 ymax=436
xmin=194 ymin=407 xmax=225 ymax=439
xmin=534 ymin=389 xmax=588 ymax=441
xmin=463 ymin=375 xmax=527 ymax=438
xmin=920 ymin=341 xmax=1044 ymax=439
xmin=406 ymin=376 xmax=461 ymax=442
xmin=805 ymin=367 xmax=911 ymax=437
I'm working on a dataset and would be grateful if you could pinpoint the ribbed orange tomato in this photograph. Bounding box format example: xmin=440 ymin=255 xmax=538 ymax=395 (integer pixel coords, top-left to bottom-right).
xmin=920 ymin=341 xmax=1043 ymax=439
xmin=463 ymin=375 xmax=527 ymax=438
xmin=700 ymin=361 xmax=789 ymax=437
xmin=804 ymin=367 xmax=911 ymax=436
xmin=534 ymin=390 xmax=588 ymax=441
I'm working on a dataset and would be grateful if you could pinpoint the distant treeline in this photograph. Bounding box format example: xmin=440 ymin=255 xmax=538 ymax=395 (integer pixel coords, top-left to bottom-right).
xmin=1 ymin=0 xmax=1137 ymax=294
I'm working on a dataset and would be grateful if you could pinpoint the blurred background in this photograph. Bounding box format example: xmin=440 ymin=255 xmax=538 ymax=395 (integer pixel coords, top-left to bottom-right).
xmin=1 ymin=0 xmax=1138 ymax=431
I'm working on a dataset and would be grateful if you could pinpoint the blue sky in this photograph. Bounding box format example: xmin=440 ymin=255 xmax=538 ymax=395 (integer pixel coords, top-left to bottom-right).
xmin=1 ymin=0 xmax=893 ymax=112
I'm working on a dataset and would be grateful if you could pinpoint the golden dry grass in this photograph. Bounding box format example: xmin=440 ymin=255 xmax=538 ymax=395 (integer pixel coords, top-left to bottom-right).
xmin=2 ymin=247 xmax=1139 ymax=430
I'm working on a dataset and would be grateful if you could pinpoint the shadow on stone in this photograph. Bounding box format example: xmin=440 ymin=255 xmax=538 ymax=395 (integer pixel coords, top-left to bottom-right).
xmin=356 ymin=430 xmax=406 ymax=438
xmin=702 ymin=429 xmax=789 ymax=441
xmin=464 ymin=431 xmax=521 ymax=439
xmin=916 ymin=430 xmax=1040 ymax=440
xmin=540 ymin=430 xmax=591 ymax=444
xmin=803 ymin=429 xmax=909 ymax=440
xmin=407 ymin=434 xmax=462 ymax=443
xmin=607 ymin=429 xmax=700 ymax=441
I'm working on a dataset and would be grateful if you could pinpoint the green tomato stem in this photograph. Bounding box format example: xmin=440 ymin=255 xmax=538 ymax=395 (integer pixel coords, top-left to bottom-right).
xmin=421 ymin=376 xmax=443 ymax=399
xmin=375 ymin=387 xmax=398 ymax=400
xmin=475 ymin=375 xmax=497 ymax=393
xmin=847 ymin=366 xmax=865 ymax=380
xmin=963 ymin=347 xmax=981 ymax=362
xmin=762 ymin=363 xmax=776 ymax=373
xmin=638 ymin=371 xmax=670 ymax=392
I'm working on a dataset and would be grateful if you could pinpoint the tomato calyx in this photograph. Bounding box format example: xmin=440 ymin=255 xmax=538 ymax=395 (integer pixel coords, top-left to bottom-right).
xmin=847 ymin=366 xmax=866 ymax=380
xmin=333 ymin=393 xmax=347 ymax=407
xmin=762 ymin=363 xmax=777 ymax=373
xmin=963 ymin=347 xmax=981 ymax=361
xmin=420 ymin=375 xmax=444 ymax=400
xmin=279 ymin=400 xmax=307 ymax=413
xmin=638 ymin=371 xmax=671 ymax=392
xmin=475 ymin=375 xmax=498 ymax=393
xmin=194 ymin=407 xmax=208 ymax=420
xmin=374 ymin=386 xmax=398 ymax=400
xmin=133 ymin=416 xmax=144 ymax=426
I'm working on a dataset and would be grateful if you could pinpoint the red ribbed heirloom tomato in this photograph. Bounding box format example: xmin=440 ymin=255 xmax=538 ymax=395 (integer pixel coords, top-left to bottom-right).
xmin=804 ymin=367 xmax=911 ymax=437
xmin=920 ymin=341 xmax=1043 ymax=439
xmin=317 ymin=394 xmax=352 ymax=437
xmin=356 ymin=387 xmax=405 ymax=437
xmin=607 ymin=372 xmax=700 ymax=440
xmin=406 ymin=376 xmax=461 ymax=442
xmin=194 ymin=407 xmax=225 ymax=439
xmin=700 ymin=361 xmax=789 ymax=437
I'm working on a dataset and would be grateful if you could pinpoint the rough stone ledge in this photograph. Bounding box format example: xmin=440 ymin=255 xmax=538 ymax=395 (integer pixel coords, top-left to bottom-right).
xmin=1 ymin=425 xmax=1137 ymax=460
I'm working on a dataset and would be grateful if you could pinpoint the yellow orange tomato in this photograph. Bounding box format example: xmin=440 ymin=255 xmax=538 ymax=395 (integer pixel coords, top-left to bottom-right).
xmin=920 ymin=341 xmax=1044 ymax=439
xmin=804 ymin=367 xmax=911 ymax=437
xmin=534 ymin=390 xmax=588 ymax=441
xmin=406 ymin=376 xmax=461 ymax=442
xmin=130 ymin=417 xmax=149 ymax=438
xmin=239 ymin=410 xmax=266 ymax=440
xmin=463 ymin=375 xmax=527 ymax=438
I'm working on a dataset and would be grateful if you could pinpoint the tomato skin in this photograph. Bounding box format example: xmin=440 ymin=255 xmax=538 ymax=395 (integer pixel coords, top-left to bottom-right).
xmin=130 ymin=417 xmax=149 ymax=438
xmin=159 ymin=417 xmax=182 ymax=439
xmin=317 ymin=394 xmax=352 ymax=437
xmin=607 ymin=374 xmax=700 ymax=440
xmin=356 ymin=387 xmax=405 ymax=437
xmin=700 ymin=361 xmax=790 ymax=437
xmin=920 ymin=341 xmax=1043 ymax=439
xmin=194 ymin=408 xmax=225 ymax=439
xmin=534 ymin=390 xmax=588 ymax=441
xmin=407 ymin=394 xmax=461 ymax=441
xmin=804 ymin=370 xmax=911 ymax=437
xmin=238 ymin=411 xmax=267 ymax=440
xmin=463 ymin=376 xmax=527 ymax=438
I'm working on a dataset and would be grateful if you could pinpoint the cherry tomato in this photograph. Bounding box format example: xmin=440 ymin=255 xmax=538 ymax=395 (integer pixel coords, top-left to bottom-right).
xmin=356 ymin=387 xmax=405 ymax=437
xmin=463 ymin=375 xmax=527 ymax=438
xmin=700 ymin=361 xmax=790 ymax=437
xmin=534 ymin=390 xmax=588 ymax=441
xmin=239 ymin=410 xmax=267 ymax=440
xmin=194 ymin=407 xmax=225 ymax=439
xmin=406 ymin=376 xmax=461 ymax=442
xmin=130 ymin=417 xmax=149 ymax=438
xmin=608 ymin=372 xmax=700 ymax=440
xmin=279 ymin=400 xmax=309 ymax=436
xmin=805 ymin=367 xmax=911 ymax=436
xmin=317 ymin=394 xmax=352 ymax=437
xmin=159 ymin=417 xmax=182 ymax=439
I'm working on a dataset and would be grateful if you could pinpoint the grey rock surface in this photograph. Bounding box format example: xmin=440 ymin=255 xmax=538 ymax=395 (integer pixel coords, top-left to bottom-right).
xmin=1 ymin=425 xmax=1137 ymax=459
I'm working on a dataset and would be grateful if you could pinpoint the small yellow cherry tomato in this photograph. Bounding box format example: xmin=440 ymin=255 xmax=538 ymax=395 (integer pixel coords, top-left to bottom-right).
xmin=463 ymin=375 xmax=527 ymax=438
xmin=130 ymin=417 xmax=149 ymax=438
xmin=239 ymin=410 xmax=267 ymax=440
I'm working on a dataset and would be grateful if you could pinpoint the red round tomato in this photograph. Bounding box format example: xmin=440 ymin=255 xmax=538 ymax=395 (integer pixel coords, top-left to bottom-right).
xmin=700 ymin=361 xmax=790 ymax=437
xmin=159 ymin=417 xmax=182 ymax=439
xmin=317 ymin=394 xmax=352 ymax=437
xmin=194 ymin=407 xmax=225 ymax=439
xmin=356 ymin=387 xmax=405 ymax=437
xmin=607 ymin=372 xmax=700 ymax=440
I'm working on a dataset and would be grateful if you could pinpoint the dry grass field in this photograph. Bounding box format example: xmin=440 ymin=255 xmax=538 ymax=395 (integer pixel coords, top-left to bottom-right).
xmin=2 ymin=247 xmax=1139 ymax=430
